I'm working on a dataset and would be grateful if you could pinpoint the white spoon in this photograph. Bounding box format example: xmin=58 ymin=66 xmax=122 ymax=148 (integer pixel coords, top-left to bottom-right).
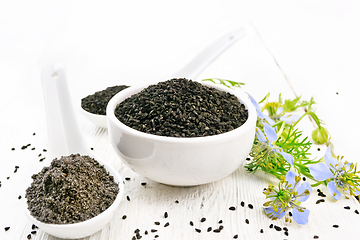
xmin=81 ymin=27 xmax=246 ymax=129
xmin=23 ymin=63 xmax=124 ymax=239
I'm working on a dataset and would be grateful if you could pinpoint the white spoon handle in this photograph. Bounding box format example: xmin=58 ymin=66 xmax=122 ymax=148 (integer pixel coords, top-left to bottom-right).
xmin=41 ymin=63 xmax=91 ymax=161
xmin=170 ymin=27 xmax=246 ymax=80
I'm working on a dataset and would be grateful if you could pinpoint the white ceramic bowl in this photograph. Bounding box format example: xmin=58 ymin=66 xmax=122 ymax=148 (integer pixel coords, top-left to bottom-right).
xmin=107 ymin=81 xmax=256 ymax=186
xmin=79 ymin=104 xmax=108 ymax=129
xmin=24 ymin=159 xmax=124 ymax=239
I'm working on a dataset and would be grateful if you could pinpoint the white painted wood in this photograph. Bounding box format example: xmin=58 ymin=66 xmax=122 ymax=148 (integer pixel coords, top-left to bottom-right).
xmin=1 ymin=1 xmax=360 ymax=239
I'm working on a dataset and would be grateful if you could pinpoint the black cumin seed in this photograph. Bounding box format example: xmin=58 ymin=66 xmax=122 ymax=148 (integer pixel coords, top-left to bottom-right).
xmin=18 ymin=195 xmax=21 ymax=199
xmin=240 ymin=201 xmax=245 ymax=207
xmin=125 ymin=177 xmax=131 ymax=181
xmin=218 ymin=220 xmax=223 ymax=224
xmin=154 ymin=235 xmax=159 ymax=238
xmin=269 ymin=224 xmax=273 ymax=228
xmin=164 ymin=222 xmax=169 ymax=227
xmin=200 ymin=217 xmax=206 ymax=222
xmin=274 ymin=225 xmax=282 ymax=231
xmin=151 ymin=229 xmax=157 ymax=232
xmin=6 ymin=177 xmax=9 ymax=180
xmin=4 ymin=227 xmax=10 ymax=231
xmin=126 ymin=195 xmax=131 ymax=201
xmin=195 ymin=228 xmax=201 ymax=233
xmin=289 ymin=212 xmax=292 ymax=217
xmin=43 ymin=149 xmax=47 ymax=152
xmin=31 ymin=147 xmax=35 ymax=150
xmin=15 ymin=166 xmax=19 ymax=169
xmin=141 ymin=182 xmax=146 ymax=186
xmin=175 ymin=200 xmax=179 ymax=203
xmin=229 ymin=206 xmax=236 ymax=211
xmin=132 ymin=236 xmax=136 ymax=240
xmin=260 ymin=229 xmax=264 ymax=233
xmin=164 ymin=212 xmax=168 ymax=218
xmin=213 ymin=229 xmax=221 ymax=233
xmin=33 ymin=133 xmax=36 ymax=135
xmin=317 ymin=148 xmax=321 ymax=151
xmin=245 ymin=219 xmax=249 ymax=224
xmin=39 ymin=157 xmax=45 ymax=162
xmin=283 ymin=227 xmax=288 ymax=231
xmin=303 ymin=177 xmax=306 ymax=181
xmin=31 ymin=224 xmax=37 ymax=230
xmin=27 ymin=234 xmax=31 ymax=239
xmin=344 ymin=206 xmax=350 ymax=210
xmin=248 ymin=204 xmax=253 ymax=209
xmin=285 ymin=231 xmax=289 ymax=236
xmin=314 ymin=236 xmax=319 ymax=239
xmin=219 ymin=225 xmax=224 ymax=230
xmin=190 ymin=221 xmax=194 ymax=226
xmin=134 ymin=228 xmax=140 ymax=233
xmin=316 ymin=199 xmax=325 ymax=204
xmin=233 ymin=234 xmax=238 ymax=239
xmin=355 ymin=209 xmax=359 ymax=214
xmin=122 ymin=215 xmax=127 ymax=219
xmin=207 ymin=227 xmax=212 ymax=232
xmin=144 ymin=230 xmax=148 ymax=235
xmin=333 ymin=225 xmax=339 ymax=228
xmin=11 ymin=148 xmax=15 ymax=151
xmin=155 ymin=222 xmax=160 ymax=225
xmin=31 ymin=230 xmax=36 ymax=234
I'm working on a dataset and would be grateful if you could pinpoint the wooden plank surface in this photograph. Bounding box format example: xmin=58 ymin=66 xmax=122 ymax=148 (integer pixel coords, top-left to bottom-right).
xmin=1 ymin=1 xmax=360 ymax=239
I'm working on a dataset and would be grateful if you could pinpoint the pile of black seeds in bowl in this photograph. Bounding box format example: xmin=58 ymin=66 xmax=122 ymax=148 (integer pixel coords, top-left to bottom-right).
xmin=82 ymin=85 xmax=129 ymax=115
xmin=25 ymin=154 xmax=119 ymax=224
xmin=114 ymin=78 xmax=248 ymax=137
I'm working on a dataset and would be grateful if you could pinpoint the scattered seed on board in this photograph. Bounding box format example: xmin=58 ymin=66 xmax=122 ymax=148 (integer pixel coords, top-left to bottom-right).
xmin=207 ymin=227 xmax=212 ymax=232
xmin=31 ymin=231 xmax=37 ymax=234
xmin=126 ymin=196 xmax=131 ymax=201
xmin=219 ymin=225 xmax=224 ymax=230
xmin=154 ymin=235 xmax=159 ymax=238
xmin=316 ymin=199 xmax=325 ymax=204
xmin=164 ymin=212 xmax=168 ymax=218
xmin=195 ymin=228 xmax=201 ymax=233
xmin=245 ymin=219 xmax=249 ymax=224
xmin=233 ymin=234 xmax=238 ymax=239
xmin=314 ymin=235 xmax=319 ymax=239
xmin=27 ymin=234 xmax=31 ymax=239
xmin=4 ymin=227 xmax=10 ymax=231
xmin=151 ymin=229 xmax=158 ymax=233
xmin=122 ymin=215 xmax=127 ymax=220
xmin=229 ymin=206 xmax=236 ymax=211
xmin=269 ymin=224 xmax=273 ymax=228
xmin=260 ymin=229 xmax=264 ymax=233
xmin=344 ymin=206 xmax=350 ymax=210
xmin=355 ymin=209 xmax=359 ymax=214
xmin=164 ymin=222 xmax=169 ymax=227
xmin=274 ymin=225 xmax=282 ymax=231
xmin=190 ymin=221 xmax=194 ymax=226
xmin=31 ymin=224 xmax=38 ymax=230
xmin=200 ymin=217 xmax=206 ymax=222
xmin=213 ymin=229 xmax=221 ymax=233
xmin=141 ymin=182 xmax=146 ymax=186
xmin=155 ymin=222 xmax=160 ymax=225
xmin=18 ymin=195 xmax=21 ymax=199
xmin=240 ymin=201 xmax=245 ymax=207
xmin=333 ymin=225 xmax=339 ymax=228
xmin=248 ymin=204 xmax=254 ymax=209
xmin=285 ymin=231 xmax=289 ymax=236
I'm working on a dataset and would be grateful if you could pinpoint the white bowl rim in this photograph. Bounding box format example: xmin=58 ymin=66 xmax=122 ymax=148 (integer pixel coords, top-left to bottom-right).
xmin=106 ymin=80 xmax=257 ymax=144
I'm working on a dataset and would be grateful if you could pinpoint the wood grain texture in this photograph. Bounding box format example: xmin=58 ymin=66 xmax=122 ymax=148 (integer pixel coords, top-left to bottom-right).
xmin=1 ymin=1 xmax=360 ymax=239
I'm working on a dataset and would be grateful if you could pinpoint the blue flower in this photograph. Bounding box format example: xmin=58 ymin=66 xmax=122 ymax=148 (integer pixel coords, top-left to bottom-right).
xmin=309 ymin=146 xmax=360 ymax=200
xmin=256 ymin=122 xmax=294 ymax=166
xmin=271 ymin=106 xmax=300 ymax=124
xmin=248 ymin=94 xmax=275 ymax=125
xmin=263 ymin=171 xmax=312 ymax=225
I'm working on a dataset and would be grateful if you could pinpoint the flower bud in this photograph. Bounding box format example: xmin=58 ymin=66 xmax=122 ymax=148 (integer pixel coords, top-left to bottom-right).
xmin=312 ymin=127 xmax=330 ymax=144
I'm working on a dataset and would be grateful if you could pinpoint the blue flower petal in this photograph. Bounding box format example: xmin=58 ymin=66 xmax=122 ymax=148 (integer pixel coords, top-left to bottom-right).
xmin=296 ymin=181 xmax=312 ymax=202
xmin=255 ymin=127 xmax=267 ymax=143
xmin=285 ymin=171 xmax=296 ymax=188
xmin=263 ymin=123 xmax=277 ymax=144
xmin=264 ymin=206 xmax=286 ymax=219
xmin=280 ymin=114 xmax=301 ymax=124
xmin=292 ymin=207 xmax=310 ymax=225
xmin=247 ymin=93 xmax=275 ymax=125
xmin=324 ymin=147 xmax=338 ymax=171
xmin=278 ymin=151 xmax=294 ymax=166
xmin=309 ymin=163 xmax=334 ymax=181
xmin=327 ymin=181 xmax=341 ymax=200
